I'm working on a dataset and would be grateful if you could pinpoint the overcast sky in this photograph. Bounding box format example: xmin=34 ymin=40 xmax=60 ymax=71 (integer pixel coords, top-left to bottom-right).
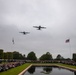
xmin=0 ymin=0 xmax=76 ymax=58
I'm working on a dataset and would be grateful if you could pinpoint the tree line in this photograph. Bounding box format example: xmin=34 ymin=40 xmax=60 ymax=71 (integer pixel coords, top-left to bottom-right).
xmin=0 ymin=49 xmax=76 ymax=62
xmin=27 ymin=51 xmax=76 ymax=62
xmin=0 ymin=49 xmax=25 ymax=62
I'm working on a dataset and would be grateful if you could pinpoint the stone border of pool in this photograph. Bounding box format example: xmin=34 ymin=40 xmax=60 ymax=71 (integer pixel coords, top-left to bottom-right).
xmin=18 ymin=64 xmax=76 ymax=75
xmin=18 ymin=64 xmax=32 ymax=75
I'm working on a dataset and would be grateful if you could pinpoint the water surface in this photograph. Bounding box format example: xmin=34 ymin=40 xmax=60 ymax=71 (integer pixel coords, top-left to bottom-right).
xmin=24 ymin=66 xmax=76 ymax=75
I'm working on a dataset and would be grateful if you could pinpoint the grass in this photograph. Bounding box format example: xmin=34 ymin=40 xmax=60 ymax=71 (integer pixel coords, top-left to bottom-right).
xmin=0 ymin=63 xmax=31 ymax=75
xmin=56 ymin=63 xmax=76 ymax=69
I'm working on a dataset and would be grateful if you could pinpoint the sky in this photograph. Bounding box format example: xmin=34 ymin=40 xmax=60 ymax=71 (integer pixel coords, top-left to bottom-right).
xmin=0 ymin=0 xmax=76 ymax=58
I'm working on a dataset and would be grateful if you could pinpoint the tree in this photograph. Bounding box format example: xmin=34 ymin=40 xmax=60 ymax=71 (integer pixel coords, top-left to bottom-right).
xmin=39 ymin=52 xmax=53 ymax=60
xmin=73 ymin=53 xmax=76 ymax=62
xmin=13 ymin=51 xmax=20 ymax=59
xmin=12 ymin=51 xmax=26 ymax=60
xmin=18 ymin=53 xmax=25 ymax=59
xmin=56 ymin=54 xmax=64 ymax=60
xmin=7 ymin=52 xmax=13 ymax=60
xmin=0 ymin=49 xmax=4 ymax=59
xmin=27 ymin=51 xmax=37 ymax=60
xmin=22 ymin=54 xmax=26 ymax=59
xmin=3 ymin=52 xmax=8 ymax=59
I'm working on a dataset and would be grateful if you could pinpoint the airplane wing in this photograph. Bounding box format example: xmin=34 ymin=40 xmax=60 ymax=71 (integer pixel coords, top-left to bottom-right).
xmin=41 ymin=27 xmax=46 ymax=29
xmin=25 ymin=32 xmax=30 ymax=34
xmin=33 ymin=26 xmax=39 ymax=28
xmin=19 ymin=32 xmax=23 ymax=33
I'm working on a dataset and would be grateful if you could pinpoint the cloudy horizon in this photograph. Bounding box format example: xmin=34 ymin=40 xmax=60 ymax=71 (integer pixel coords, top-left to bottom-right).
xmin=0 ymin=0 xmax=76 ymax=58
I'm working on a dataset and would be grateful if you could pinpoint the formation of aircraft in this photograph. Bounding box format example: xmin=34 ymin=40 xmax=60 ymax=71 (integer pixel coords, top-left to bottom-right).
xmin=33 ymin=25 xmax=46 ymax=30
xmin=19 ymin=31 xmax=30 ymax=35
xmin=19 ymin=25 xmax=46 ymax=35
xmin=12 ymin=25 xmax=46 ymax=44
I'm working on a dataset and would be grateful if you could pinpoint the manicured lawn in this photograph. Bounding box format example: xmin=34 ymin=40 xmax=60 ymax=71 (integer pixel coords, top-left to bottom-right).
xmin=56 ymin=63 xmax=76 ymax=69
xmin=0 ymin=63 xmax=31 ymax=75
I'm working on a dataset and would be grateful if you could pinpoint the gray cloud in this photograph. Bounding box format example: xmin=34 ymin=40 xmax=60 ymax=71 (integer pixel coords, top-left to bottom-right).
xmin=0 ymin=0 xmax=76 ymax=58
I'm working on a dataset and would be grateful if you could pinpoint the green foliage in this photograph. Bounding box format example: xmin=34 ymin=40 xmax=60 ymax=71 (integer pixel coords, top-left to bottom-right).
xmin=13 ymin=51 xmax=20 ymax=59
xmin=4 ymin=52 xmax=13 ymax=59
xmin=3 ymin=51 xmax=26 ymax=60
xmin=39 ymin=52 xmax=53 ymax=60
xmin=13 ymin=51 xmax=26 ymax=60
xmin=3 ymin=52 xmax=13 ymax=61
xmin=3 ymin=52 xmax=8 ymax=59
xmin=7 ymin=52 xmax=13 ymax=59
xmin=27 ymin=51 xmax=37 ymax=60
xmin=0 ymin=49 xmax=3 ymax=59
xmin=56 ymin=54 xmax=64 ymax=60
xmin=73 ymin=53 xmax=76 ymax=62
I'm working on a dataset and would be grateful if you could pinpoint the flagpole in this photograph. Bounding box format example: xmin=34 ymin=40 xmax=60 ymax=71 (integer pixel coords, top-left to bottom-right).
xmin=12 ymin=37 xmax=15 ymax=62
xmin=69 ymin=40 xmax=71 ymax=59
xmin=65 ymin=39 xmax=71 ymax=59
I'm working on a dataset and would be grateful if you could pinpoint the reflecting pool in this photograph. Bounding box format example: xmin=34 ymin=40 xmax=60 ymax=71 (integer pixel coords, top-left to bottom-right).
xmin=24 ymin=66 xmax=76 ymax=75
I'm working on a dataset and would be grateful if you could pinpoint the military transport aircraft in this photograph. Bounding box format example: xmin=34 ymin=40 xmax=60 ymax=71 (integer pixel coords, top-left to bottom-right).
xmin=19 ymin=31 xmax=30 ymax=35
xmin=33 ymin=25 xmax=46 ymax=30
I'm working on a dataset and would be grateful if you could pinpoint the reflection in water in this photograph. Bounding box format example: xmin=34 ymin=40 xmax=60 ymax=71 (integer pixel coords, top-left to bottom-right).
xmin=24 ymin=66 xmax=76 ymax=75
xmin=74 ymin=71 xmax=76 ymax=75
xmin=41 ymin=66 xmax=52 ymax=74
xmin=57 ymin=67 xmax=62 ymax=70
xmin=28 ymin=66 xmax=35 ymax=74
